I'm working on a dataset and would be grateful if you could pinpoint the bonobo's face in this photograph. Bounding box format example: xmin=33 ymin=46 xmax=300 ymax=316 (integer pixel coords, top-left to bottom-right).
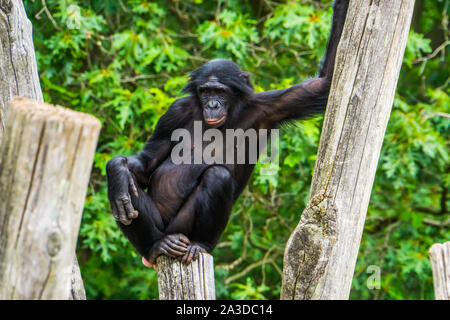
xmin=198 ymin=76 xmax=230 ymax=128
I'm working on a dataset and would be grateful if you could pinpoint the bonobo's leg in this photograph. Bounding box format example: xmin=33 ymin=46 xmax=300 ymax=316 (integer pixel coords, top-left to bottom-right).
xmin=117 ymin=183 xmax=189 ymax=262
xmin=163 ymin=166 xmax=235 ymax=264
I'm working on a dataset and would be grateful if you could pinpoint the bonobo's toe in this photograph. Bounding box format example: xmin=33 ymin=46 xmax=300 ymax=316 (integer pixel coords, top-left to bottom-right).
xmin=167 ymin=233 xmax=190 ymax=247
xmin=180 ymin=243 xmax=207 ymax=265
xmin=147 ymin=234 xmax=191 ymax=264
xmin=142 ymin=257 xmax=157 ymax=269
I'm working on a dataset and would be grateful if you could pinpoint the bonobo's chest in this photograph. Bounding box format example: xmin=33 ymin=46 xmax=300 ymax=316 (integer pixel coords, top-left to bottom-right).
xmin=168 ymin=116 xmax=273 ymax=169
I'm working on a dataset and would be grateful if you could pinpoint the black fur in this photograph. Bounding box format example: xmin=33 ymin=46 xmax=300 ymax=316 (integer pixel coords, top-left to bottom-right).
xmin=106 ymin=0 xmax=349 ymax=265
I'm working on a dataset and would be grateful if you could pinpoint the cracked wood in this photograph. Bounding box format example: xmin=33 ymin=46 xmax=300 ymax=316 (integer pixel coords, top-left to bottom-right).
xmin=0 ymin=98 xmax=100 ymax=299
xmin=0 ymin=0 xmax=43 ymax=140
xmin=157 ymin=253 xmax=216 ymax=300
xmin=281 ymin=0 xmax=415 ymax=300
xmin=429 ymin=242 xmax=450 ymax=300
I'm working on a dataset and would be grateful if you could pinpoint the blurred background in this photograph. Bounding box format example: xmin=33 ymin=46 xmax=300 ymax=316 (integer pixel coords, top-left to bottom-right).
xmin=23 ymin=0 xmax=449 ymax=299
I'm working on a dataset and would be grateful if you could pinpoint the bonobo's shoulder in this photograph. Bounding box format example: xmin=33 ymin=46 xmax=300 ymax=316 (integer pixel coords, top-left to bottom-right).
xmin=157 ymin=96 xmax=195 ymax=128
xmin=167 ymin=96 xmax=195 ymax=113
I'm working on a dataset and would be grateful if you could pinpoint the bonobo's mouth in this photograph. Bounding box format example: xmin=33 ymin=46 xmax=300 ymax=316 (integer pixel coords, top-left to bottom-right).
xmin=205 ymin=115 xmax=226 ymax=127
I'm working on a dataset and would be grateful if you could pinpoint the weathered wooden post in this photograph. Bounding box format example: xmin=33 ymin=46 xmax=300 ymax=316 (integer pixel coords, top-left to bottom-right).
xmin=1 ymin=0 xmax=87 ymax=298
xmin=157 ymin=253 xmax=215 ymax=299
xmin=281 ymin=0 xmax=415 ymax=299
xmin=0 ymin=0 xmax=43 ymax=140
xmin=429 ymin=242 xmax=450 ymax=300
xmin=0 ymin=98 xmax=101 ymax=299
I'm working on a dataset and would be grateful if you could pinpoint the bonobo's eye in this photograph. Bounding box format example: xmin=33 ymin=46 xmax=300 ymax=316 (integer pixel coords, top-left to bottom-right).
xmin=216 ymin=88 xmax=226 ymax=95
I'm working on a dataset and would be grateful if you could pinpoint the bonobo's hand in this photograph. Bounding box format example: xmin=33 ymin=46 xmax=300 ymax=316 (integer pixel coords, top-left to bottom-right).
xmin=106 ymin=156 xmax=139 ymax=225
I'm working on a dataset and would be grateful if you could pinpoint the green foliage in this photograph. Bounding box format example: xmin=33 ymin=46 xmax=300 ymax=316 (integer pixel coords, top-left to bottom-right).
xmin=198 ymin=9 xmax=259 ymax=60
xmin=24 ymin=0 xmax=449 ymax=300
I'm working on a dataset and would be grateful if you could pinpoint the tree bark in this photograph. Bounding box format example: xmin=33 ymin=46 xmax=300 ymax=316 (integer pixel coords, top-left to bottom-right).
xmin=0 ymin=0 xmax=43 ymax=140
xmin=429 ymin=242 xmax=450 ymax=300
xmin=157 ymin=253 xmax=216 ymax=300
xmin=281 ymin=0 xmax=415 ymax=300
xmin=69 ymin=256 xmax=87 ymax=300
xmin=0 ymin=0 xmax=87 ymax=299
xmin=0 ymin=98 xmax=100 ymax=299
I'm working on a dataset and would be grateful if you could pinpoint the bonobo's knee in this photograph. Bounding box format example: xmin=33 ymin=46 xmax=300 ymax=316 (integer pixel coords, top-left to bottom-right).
xmin=106 ymin=155 xmax=127 ymax=173
xmin=204 ymin=166 xmax=231 ymax=180
xmin=202 ymin=166 xmax=233 ymax=191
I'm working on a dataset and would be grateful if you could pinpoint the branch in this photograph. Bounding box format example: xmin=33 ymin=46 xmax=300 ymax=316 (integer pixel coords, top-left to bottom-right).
xmin=412 ymin=206 xmax=447 ymax=215
xmin=38 ymin=0 xmax=62 ymax=31
xmin=413 ymin=40 xmax=450 ymax=64
xmin=423 ymin=217 xmax=450 ymax=227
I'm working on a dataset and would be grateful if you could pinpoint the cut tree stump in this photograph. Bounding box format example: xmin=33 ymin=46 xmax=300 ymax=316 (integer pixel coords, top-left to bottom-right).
xmin=1 ymin=0 xmax=86 ymax=299
xmin=0 ymin=97 xmax=100 ymax=299
xmin=429 ymin=242 xmax=450 ymax=300
xmin=157 ymin=253 xmax=215 ymax=300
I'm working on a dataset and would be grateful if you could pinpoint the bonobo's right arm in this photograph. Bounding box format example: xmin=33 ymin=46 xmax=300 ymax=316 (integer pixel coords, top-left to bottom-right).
xmin=106 ymin=98 xmax=193 ymax=225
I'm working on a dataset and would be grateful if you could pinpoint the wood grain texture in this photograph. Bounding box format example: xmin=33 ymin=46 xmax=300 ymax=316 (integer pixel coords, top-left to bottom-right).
xmin=69 ymin=256 xmax=87 ymax=300
xmin=281 ymin=0 xmax=415 ymax=300
xmin=429 ymin=242 xmax=450 ymax=300
xmin=0 ymin=98 xmax=100 ymax=299
xmin=0 ymin=0 xmax=43 ymax=140
xmin=1 ymin=1 xmax=86 ymax=299
xmin=157 ymin=253 xmax=216 ymax=300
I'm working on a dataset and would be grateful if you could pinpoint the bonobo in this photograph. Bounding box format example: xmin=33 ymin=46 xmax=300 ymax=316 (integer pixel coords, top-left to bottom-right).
xmin=106 ymin=0 xmax=349 ymax=266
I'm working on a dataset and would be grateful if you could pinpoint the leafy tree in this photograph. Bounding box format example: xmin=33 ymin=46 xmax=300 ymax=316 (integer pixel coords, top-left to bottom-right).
xmin=24 ymin=0 xmax=449 ymax=299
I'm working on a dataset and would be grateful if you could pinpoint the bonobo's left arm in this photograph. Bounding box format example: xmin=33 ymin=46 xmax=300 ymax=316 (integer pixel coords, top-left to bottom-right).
xmin=251 ymin=0 xmax=349 ymax=124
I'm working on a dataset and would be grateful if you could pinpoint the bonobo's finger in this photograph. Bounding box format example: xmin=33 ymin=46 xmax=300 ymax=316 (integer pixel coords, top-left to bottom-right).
xmin=176 ymin=234 xmax=191 ymax=245
xmin=115 ymin=199 xmax=131 ymax=225
xmin=159 ymin=246 xmax=173 ymax=258
xmin=110 ymin=202 xmax=120 ymax=221
xmin=161 ymin=242 xmax=185 ymax=257
xmin=192 ymin=247 xmax=200 ymax=261
xmin=182 ymin=246 xmax=195 ymax=265
xmin=167 ymin=241 xmax=188 ymax=253
xmin=129 ymin=175 xmax=139 ymax=198
xmin=147 ymin=252 xmax=159 ymax=265
xmin=123 ymin=197 xmax=136 ymax=220
xmin=167 ymin=234 xmax=189 ymax=248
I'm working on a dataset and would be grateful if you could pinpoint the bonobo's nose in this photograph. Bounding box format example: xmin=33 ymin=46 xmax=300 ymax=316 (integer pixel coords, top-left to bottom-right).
xmin=208 ymin=100 xmax=219 ymax=109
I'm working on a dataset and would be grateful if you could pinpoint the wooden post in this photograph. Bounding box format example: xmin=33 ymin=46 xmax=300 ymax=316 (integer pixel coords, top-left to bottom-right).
xmin=1 ymin=0 xmax=87 ymax=299
xmin=281 ymin=0 xmax=415 ymax=299
xmin=429 ymin=242 xmax=450 ymax=300
xmin=157 ymin=253 xmax=215 ymax=300
xmin=0 ymin=0 xmax=43 ymax=140
xmin=0 ymin=98 xmax=100 ymax=299
xmin=69 ymin=256 xmax=87 ymax=300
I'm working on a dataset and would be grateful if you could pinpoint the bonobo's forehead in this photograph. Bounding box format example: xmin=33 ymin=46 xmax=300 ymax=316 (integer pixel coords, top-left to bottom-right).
xmin=199 ymin=59 xmax=243 ymax=77
xmin=198 ymin=75 xmax=229 ymax=91
xmin=182 ymin=58 xmax=253 ymax=95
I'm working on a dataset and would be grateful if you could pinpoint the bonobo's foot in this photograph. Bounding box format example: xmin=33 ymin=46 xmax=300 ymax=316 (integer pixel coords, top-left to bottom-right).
xmin=147 ymin=234 xmax=190 ymax=264
xmin=179 ymin=243 xmax=208 ymax=265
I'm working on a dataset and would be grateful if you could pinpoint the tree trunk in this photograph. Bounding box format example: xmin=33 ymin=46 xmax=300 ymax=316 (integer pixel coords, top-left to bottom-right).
xmin=69 ymin=256 xmax=87 ymax=300
xmin=281 ymin=0 xmax=415 ymax=300
xmin=157 ymin=253 xmax=216 ymax=300
xmin=0 ymin=98 xmax=100 ymax=299
xmin=0 ymin=0 xmax=43 ymax=140
xmin=0 ymin=0 xmax=86 ymax=299
xmin=429 ymin=242 xmax=450 ymax=300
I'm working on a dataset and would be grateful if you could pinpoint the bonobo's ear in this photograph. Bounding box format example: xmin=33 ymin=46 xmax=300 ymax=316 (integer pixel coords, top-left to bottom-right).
xmin=240 ymin=72 xmax=252 ymax=88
